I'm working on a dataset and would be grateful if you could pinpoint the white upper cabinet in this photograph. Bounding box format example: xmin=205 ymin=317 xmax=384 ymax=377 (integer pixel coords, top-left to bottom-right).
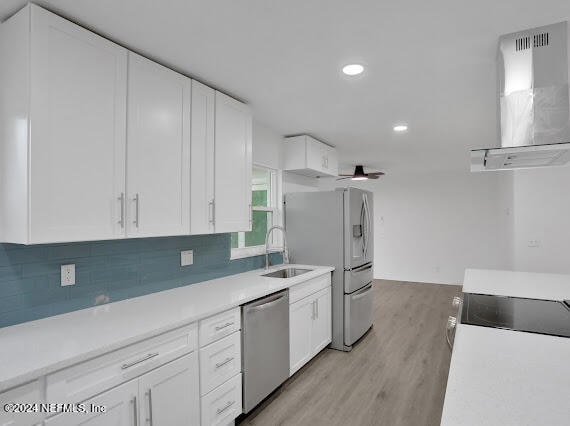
xmin=0 ymin=4 xmax=255 ymax=243
xmin=190 ymin=80 xmax=216 ymax=235
xmin=127 ymin=53 xmax=191 ymax=237
xmin=192 ymin=88 xmax=253 ymax=235
xmin=214 ymin=91 xmax=253 ymax=233
xmin=0 ymin=4 xmax=128 ymax=244
xmin=284 ymin=135 xmax=339 ymax=178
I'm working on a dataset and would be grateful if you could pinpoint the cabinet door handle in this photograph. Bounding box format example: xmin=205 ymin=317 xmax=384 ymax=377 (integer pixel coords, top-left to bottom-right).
xmin=352 ymin=283 xmax=373 ymax=300
xmin=215 ymin=357 xmax=234 ymax=369
xmin=133 ymin=193 xmax=140 ymax=228
xmin=316 ymin=298 xmax=319 ymax=319
xmin=118 ymin=193 xmax=125 ymax=228
xmin=121 ymin=352 xmax=159 ymax=370
xmin=215 ymin=322 xmax=234 ymax=331
xmin=131 ymin=397 xmax=138 ymax=426
xmin=311 ymin=300 xmax=316 ymax=320
xmin=249 ymin=204 xmax=253 ymax=224
xmin=146 ymin=389 xmax=153 ymax=426
xmin=216 ymin=400 xmax=235 ymax=415
xmin=208 ymin=200 xmax=215 ymax=224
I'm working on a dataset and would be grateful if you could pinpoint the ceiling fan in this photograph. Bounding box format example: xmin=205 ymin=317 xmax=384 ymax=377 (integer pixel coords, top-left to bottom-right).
xmin=337 ymin=165 xmax=385 ymax=181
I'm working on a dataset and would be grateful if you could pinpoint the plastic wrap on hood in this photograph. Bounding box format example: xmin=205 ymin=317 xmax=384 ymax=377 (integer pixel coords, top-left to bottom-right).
xmin=533 ymin=84 xmax=570 ymax=145
xmin=501 ymin=84 xmax=570 ymax=148
xmin=500 ymin=89 xmax=534 ymax=147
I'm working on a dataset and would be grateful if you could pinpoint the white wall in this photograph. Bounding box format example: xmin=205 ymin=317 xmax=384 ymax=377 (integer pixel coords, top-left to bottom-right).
xmin=282 ymin=172 xmax=320 ymax=193
xmin=252 ymin=120 xmax=282 ymax=170
xmin=512 ymin=165 xmax=570 ymax=273
xmin=318 ymin=171 xmax=513 ymax=284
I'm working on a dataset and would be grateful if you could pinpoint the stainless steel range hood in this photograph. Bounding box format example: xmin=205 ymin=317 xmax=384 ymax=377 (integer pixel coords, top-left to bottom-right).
xmin=471 ymin=21 xmax=570 ymax=171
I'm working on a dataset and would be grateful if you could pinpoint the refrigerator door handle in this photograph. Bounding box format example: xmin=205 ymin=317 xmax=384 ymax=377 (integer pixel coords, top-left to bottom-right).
xmin=350 ymin=263 xmax=373 ymax=273
xmin=360 ymin=198 xmax=366 ymax=258
xmin=363 ymin=194 xmax=371 ymax=259
xmin=361 ymin=195 xmax=367 ymax=258
xmin=352 ymin=282 xmax=373 ymax=300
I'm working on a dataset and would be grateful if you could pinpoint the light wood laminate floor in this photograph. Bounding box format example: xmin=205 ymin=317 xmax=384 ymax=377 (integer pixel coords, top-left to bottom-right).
xmin=239 ymin=280 xmax=462 ymax=426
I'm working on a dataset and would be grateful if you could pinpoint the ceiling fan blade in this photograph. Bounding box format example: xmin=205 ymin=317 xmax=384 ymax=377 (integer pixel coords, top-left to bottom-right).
xmin=337 ymin=166 xmax=385 ymax=181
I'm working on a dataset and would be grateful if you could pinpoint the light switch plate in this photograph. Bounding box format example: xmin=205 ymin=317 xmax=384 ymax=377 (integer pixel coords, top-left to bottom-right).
xmin=61 ymin=264 xmax=75 ymax=286
xmin=181 ymin=250 xmax=194 ymax=266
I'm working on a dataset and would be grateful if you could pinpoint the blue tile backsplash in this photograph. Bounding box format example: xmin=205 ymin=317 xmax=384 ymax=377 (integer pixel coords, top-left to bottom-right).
xmin=0 ymin=235 xmax=281 ymax=328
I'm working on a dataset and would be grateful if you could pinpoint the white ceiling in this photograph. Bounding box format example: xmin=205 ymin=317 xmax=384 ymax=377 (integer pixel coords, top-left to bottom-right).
xmin=2 ymin=0 xmax=570 ymax=174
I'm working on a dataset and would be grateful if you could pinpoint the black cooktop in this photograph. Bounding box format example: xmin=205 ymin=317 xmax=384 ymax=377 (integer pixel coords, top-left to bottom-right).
xmin=461 ymin=293 xmax=570 ymax=338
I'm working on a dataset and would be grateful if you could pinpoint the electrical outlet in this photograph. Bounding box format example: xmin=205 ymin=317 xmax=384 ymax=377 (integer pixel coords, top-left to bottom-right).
xmin=181 ymin=250 xmax=194 ymax=266
xmin=528 ymin=240 xmax=541 ymax=248
xmin=61 ymin=264 xmax=75 ymax=286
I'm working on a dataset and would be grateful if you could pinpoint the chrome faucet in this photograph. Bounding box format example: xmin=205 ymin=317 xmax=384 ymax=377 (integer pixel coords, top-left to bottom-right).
xmin=265 ymin=225 xmax=289 ymax=270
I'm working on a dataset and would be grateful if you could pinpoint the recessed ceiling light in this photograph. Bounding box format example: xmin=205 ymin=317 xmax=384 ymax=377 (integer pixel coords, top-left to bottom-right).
xmin=393 ymin=125 xmax=408 ymax=132
xmin=342 ymin=64 xmax=364 ymax=76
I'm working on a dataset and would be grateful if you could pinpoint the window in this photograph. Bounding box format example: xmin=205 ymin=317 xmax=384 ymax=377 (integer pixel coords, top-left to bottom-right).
xmin=230 ymin=166 xmax=280 ymax=259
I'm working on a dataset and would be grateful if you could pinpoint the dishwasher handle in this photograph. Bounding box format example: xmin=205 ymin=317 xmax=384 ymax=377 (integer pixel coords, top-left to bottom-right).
xmin=245 ymin=291 xmax=288 ymax=313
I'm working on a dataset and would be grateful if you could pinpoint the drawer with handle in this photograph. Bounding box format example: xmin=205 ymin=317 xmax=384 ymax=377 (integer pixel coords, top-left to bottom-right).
xmin=46 ymin=322 xmax=197 ymax=404
xmin=201 ymin=373 xmax=242 ymax=426
xmin=199 ymin=331 xmax=241 ymax=396
xmin=199 ymin=307 xmax=240 ymax=347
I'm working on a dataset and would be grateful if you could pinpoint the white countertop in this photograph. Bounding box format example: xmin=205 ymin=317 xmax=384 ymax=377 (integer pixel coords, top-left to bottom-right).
xmin=0 ymin=264 xmax=333 ymax=393
xmin=463 ymin=268 xmax=570 ymax=300
xmin=441 ymin=269 xmax=570 ymax=425
xmin=441 ymin=324 xmax=570 ymax=426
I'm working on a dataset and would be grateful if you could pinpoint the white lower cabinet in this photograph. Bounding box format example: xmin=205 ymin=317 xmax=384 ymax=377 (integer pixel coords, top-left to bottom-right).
xmin=198 ymin=309 xmax=243 ymax=426
xmin=45 ymin=352 xmax=200 ymax=426
xmin=46 ymin=323 xmax=198 ymax=404
xmin=289 ymin=297 xmax=313 ymax=375
xmin=0 ymin=381 xmax=44 ymax=426
xmin=44 ymin=380 xmax=138 ymax=426
xmin=199 ymin=333 xmax=241 ymax=396
xmin=200 ymin=374 xmax=242 ymax=426
xmin=289 ymin=286 xmax=332 ymax=376
xmin=312 ymin=287 xmax=333 ymax=354
xmin=138 ymin=353 xmax=200 ymax=425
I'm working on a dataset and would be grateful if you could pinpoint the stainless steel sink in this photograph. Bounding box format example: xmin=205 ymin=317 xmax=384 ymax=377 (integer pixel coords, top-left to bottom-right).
xmin=261 ymin=268 xmax=312 ymax=279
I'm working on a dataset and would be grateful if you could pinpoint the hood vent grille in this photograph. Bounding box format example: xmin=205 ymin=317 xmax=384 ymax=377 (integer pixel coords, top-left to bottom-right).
xmin=516 ymin=36 xmax=531 ymax=51
xmin=515 ymin=32 xmax=550 ymax=51
xmin=533 ymin=32 xmax=549 ymax=48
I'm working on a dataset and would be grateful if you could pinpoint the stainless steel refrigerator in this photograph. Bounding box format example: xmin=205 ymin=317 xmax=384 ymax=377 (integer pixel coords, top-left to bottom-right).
xmin=284 ymin=188 xmax=374 ymax=351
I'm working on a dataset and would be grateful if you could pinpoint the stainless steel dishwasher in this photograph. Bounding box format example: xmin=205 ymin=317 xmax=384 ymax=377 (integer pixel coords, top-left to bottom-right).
xmin=241 ymin=289 xmax=289 ymax=413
